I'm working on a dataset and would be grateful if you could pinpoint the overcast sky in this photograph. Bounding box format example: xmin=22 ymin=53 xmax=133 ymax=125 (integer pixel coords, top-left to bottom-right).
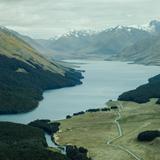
xmin=0 ymin=0 xmax=160 ymax=39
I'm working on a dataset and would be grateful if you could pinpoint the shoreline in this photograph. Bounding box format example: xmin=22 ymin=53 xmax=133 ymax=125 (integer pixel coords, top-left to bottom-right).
xmin=0 ymin=69 xmax=83 ymax=115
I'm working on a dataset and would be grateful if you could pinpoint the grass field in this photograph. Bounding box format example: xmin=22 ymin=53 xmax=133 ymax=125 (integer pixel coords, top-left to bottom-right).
xmin=54 ymin=99 xmax=160 ymax=160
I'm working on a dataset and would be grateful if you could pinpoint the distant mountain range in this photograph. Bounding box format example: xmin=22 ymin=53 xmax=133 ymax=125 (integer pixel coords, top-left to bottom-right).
xmin=21 ymin=20 xmax=160 ymax=66
xmin=0 ymin=26 xmax=82 ymax=114
xmin=35 ymin=27 xmax=151 ymax=60
xmin=110 ymin=20 xmax=160 ymax=65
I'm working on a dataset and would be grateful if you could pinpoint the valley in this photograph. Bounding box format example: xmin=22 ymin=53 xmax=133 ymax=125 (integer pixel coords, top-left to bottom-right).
xmin=54 ymin=99 xmax=160 ymax=160
xmin=0 ymin=19 xmax=160 ymax=160
xmin=1 ymin=0 xmax=160 ymax=159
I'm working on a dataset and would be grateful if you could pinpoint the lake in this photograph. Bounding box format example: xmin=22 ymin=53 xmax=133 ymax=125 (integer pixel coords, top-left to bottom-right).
xmin=0 ymin=60 xmax=160 ymax=124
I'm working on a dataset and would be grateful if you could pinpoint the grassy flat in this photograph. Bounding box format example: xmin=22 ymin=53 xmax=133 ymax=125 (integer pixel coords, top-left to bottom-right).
xmin=54 ymin=99 xmax=160 ymax=160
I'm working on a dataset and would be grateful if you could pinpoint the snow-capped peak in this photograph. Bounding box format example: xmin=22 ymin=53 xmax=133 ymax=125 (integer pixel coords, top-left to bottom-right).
xmin=61 ymin=30 xmax=96 ymax=38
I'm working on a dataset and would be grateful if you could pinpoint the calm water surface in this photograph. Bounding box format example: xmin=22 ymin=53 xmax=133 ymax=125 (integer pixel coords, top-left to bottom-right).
xmin=0 ymin=60 xmax=160 ymax=124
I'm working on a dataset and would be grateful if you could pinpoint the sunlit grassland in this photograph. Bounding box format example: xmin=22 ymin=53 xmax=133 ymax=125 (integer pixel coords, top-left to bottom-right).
xmin=54 ymin=99 xmax=160 ymax=160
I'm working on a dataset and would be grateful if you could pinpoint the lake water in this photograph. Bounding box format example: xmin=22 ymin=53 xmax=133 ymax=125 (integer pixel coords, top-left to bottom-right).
xmin=0 ymin=60 xmax=160 ymax=124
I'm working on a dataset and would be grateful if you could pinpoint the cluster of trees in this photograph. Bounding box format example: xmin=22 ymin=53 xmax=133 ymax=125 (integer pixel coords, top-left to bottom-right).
xmin=137 ymin=130 xmax=160 ymax=142
xmin=73 ymin=111 xmax=85 ymax=116
xmin=28 ymin=119 xmax=60 ymax=135
xmin=66 ymin=107 xmax=111 ymax=119
xmin=101 ymin=108 xmax=111 ymax=111
xmin=110 ymin=106 xmax=118 ymax=109
xmin=118 ymin=74 xmax=160 ymax=103
xmin=0 ymin=122 xmax=69 ymax=160
xmin=0 ymin=55 xmax=82 ymax=114
xmin=86 ymin=108 xmax=110 ymax=112
xmin=66 ymin=145 xmax=91 ymax=160
xmin=86 ymin=108 xmax=101 ymax=112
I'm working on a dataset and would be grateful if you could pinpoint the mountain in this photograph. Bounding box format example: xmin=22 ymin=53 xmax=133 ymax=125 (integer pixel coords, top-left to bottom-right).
xmin=149 ymin=20 xmax=160 ymax=34
xmin=31 ymin=20 xmax=160 ymax=66
xmin=0 ymin=26 xmax=82 ymax=114
xmin=35 ymin=30 xmax=95 ymax=59
xmin=34 ymin=26 xmax=150 ymax=60
xmin=112 ymin=35 xmax=160 ymax=65
xmin=6 ymin=19 xmax=155 ymax=65
xmin=81 ymin=26 xmax=150 ymax=56
xmin=110 ymin=20 xmax=160 ymax=66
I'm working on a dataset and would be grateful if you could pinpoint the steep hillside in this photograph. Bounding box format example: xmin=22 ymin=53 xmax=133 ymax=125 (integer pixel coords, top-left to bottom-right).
xmin=33 ymin=20 xmax=160 ymax=66
xmin=113 ymin=35 xmax=160 ymax=65
xmin=107 ymin=20 xmax=160 ymax=65
xmin=0 ymin=27 xmax=82 ymax=114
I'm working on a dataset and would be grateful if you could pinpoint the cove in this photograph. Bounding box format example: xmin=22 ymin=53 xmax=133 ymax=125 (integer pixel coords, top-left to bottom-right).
xmin=0 ymin=60 xmax=160 ymax=124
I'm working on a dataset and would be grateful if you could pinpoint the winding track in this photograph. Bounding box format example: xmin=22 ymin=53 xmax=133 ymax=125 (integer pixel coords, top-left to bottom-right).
xmin=106 ymin=102 xmax=143 ymax=160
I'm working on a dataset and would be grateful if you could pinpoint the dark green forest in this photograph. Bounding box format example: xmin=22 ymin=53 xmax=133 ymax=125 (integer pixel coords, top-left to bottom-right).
xmin=118 ymin=74 xmax=160 ymax=103
xmin=0 ymin=55 xmax=82 ymax=114
xmin=0 ymin=122 xmax=69 ymax=160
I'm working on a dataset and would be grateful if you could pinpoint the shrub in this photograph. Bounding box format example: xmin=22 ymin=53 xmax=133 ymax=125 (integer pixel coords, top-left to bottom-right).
xmin=137 ymin=130 xmax=160 ymax=142
xmin=101 ymin=108 xmax=110 ymax=111
xmin=66 ymin=115 xmax=72 ymax=119
xmin=66 ymin=145 xmax=91 ymax=160
xmin=73 ymin=111 xmax=85 ymax=116
xmin=86 ymin=109 xmax=100 ymax=112
xmin=111 ymin=106 xmax=118 ymax=109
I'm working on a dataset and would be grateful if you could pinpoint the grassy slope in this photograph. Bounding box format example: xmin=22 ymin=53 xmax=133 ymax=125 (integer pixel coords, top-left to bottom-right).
xmin=115 ymin=100 xmax=160 ymax=160
xmin=0 ymin=27 xmax=82 ymax=114
xmin=0 ymin=28 xmax=66 ymax=75
xmin=54 ymin=99 xmax=160 ymax=160
xmin=0 ymin=122 xmax=69 ymax=160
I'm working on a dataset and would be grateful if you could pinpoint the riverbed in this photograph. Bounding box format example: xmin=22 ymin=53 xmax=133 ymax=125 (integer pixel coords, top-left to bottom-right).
xmin=0 ymin=60 xmax=160 ymax=123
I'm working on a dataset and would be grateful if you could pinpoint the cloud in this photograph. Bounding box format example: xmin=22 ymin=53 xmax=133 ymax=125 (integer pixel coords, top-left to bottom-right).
xmin=0 ymin=0 xmax=159 ymax=38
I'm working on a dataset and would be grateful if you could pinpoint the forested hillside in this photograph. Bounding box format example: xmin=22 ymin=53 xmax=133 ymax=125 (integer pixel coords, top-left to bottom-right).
xmin=0 ymin=27 xmax=82 ymax=114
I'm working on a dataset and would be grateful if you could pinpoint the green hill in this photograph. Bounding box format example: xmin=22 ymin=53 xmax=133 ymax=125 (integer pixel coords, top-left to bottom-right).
xmin=0 ymin=27 xmax=82 ymax=114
